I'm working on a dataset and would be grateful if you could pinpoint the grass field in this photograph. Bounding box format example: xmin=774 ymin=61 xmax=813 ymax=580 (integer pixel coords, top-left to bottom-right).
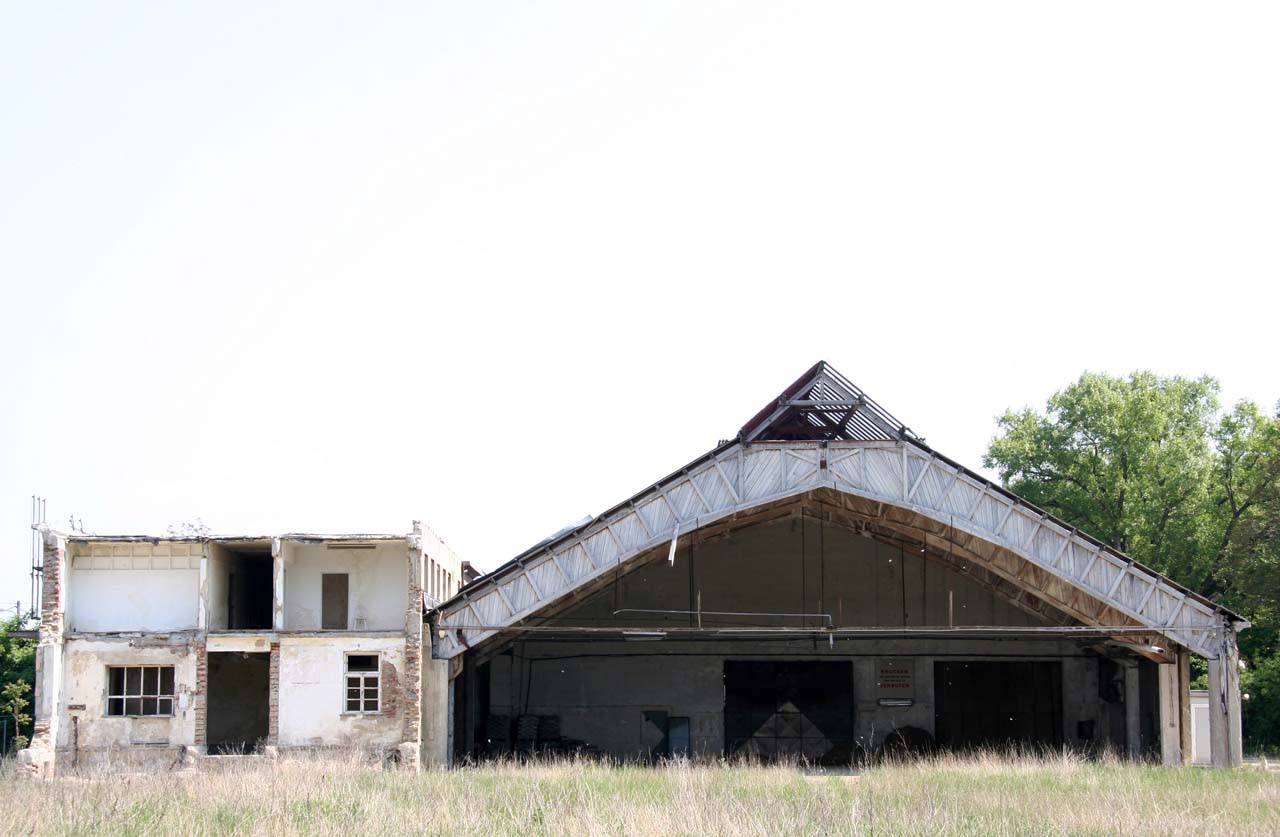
xmin=2 ymin=751 xmax=1277 ymax=836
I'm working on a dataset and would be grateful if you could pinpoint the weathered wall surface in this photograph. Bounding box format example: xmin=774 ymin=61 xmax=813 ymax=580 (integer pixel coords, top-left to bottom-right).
xmin=476 ymin=521 xmax=1121 ymax=759
xmin=420 ymin=523 xmax=462 ymax=603
xmin=283 ymin=544 xmax=406 ymax=631
xmin=54 ymin=636 xmax=200 ymax=765
xmin=276 ymin=635 xmax=406 ymax=748
xmin=66 ymin=544 xmax=201 ymax=632
xmin=421 ymin=653 xmax=450 ymax=766
xmin=554 ymin=521 xmax=1041 ymax=630
xmin=485 ymin=638 xmax=1105 ymax=759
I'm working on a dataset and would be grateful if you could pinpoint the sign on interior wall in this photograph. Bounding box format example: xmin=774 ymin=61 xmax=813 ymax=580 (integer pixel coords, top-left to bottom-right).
xmin=876 ymin=659 xmax=914 ymax=705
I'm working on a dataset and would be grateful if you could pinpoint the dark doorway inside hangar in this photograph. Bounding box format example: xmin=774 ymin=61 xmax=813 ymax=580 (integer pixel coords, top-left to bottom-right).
xmin=934 ymin=661 xmax=1063 ymax=750
xmin=724 ymin=661 xmax=854 ymax=765
xmin=206 ymin=652 xmax=270 ymax=754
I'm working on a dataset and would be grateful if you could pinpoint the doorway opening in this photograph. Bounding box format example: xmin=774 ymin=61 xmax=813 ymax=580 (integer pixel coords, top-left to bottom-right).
xmin=206 ymin=652 xmax=270 ymax=754
xmin=225 ymin=547 xmax=273 ymax=630
xmin=724 ymin=660 xmax=854 ymax=765
xmin=933 ymin=661 xmax=1063 ymax=750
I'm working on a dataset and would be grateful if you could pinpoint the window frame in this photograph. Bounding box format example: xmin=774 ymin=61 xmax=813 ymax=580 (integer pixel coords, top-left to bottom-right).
xmin=342 ymin=652 xmax=382 ymax=715
xmin=105 ymin=665 xmax=176 ymax=718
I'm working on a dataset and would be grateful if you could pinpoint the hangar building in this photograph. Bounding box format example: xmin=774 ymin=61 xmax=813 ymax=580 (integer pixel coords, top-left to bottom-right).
xmin=431 ymin=363 xmax=1247 ymax=768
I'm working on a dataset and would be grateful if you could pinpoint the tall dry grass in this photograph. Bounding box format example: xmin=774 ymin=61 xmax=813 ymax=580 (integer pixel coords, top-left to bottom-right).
xmin=1 ymin=749 xmax=1276 ymax=836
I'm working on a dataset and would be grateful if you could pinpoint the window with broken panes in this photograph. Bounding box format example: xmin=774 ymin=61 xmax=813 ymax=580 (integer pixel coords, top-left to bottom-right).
xmin=106 ymin=666 xmax=175 ymax=717
xmin=344 ymin=654 xmax=380 ymax=713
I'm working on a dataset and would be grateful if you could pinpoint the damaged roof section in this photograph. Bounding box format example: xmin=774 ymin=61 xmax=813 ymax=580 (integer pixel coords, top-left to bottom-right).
xmin=740 ymin=361 xmax=919 ymax=443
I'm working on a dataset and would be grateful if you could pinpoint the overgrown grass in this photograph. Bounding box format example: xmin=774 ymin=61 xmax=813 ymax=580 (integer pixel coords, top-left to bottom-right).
xmin=1 ymin=750 xmax=1277 ymax=835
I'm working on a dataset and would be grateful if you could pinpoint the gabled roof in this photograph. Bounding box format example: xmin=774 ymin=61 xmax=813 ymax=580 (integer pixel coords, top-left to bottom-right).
xmin=435 ymin=363 xmax=1245 ymax=660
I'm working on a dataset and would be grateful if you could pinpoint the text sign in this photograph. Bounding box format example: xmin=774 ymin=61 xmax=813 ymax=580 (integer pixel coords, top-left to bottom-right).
xmin=876 ymin=659 xmax=914 ymax=700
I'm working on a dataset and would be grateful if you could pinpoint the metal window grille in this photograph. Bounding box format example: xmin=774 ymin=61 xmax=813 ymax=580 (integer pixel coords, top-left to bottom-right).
xmin=344 ymin=654 xmax=380 ymax=713
xmin=106 ymin=666 xmax=175 ymax=717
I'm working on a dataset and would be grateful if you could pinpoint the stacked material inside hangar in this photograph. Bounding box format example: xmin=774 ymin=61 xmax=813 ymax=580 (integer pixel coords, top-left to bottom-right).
xmin=430 ymin=363 xmax=1248 ymax=767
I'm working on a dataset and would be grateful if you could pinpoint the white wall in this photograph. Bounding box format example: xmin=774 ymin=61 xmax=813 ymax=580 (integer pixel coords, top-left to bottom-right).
xmin=206 ymin=549 xmax=230 ymax=631
xmin=282 ymin=542 xmax=407 ymax=631
xmin=276 ymin=635 xmax=406 ymax=748
xmin=421 ymin=524 xmax=462 ymax=603
xmin=67 ymin=543 xmax=201 ymax=632
xmin=1191 ymin=690 xmax=1211 ymax=764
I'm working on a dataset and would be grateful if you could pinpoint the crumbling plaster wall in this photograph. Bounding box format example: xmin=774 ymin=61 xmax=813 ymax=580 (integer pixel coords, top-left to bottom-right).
xmin=276 ymin=636 xmax=405 ymax=749
xmin=283 ymin=543 xmax=406 ymax=631
xmin=54 ymin=636 xmax=199 ymax=759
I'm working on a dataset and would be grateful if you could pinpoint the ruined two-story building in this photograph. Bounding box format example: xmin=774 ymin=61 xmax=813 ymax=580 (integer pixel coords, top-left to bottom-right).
xmin=23 ymin=522 xmax=458 ymax=773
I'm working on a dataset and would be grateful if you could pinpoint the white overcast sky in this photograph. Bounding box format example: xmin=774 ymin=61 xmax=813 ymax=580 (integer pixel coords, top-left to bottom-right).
xmin=2 ymin=3 xmax=1277 ymax=610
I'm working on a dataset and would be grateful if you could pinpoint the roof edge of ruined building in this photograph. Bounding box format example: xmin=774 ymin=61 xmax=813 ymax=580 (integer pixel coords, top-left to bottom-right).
xmin=46 ymin=529 xmax=416 ymax=545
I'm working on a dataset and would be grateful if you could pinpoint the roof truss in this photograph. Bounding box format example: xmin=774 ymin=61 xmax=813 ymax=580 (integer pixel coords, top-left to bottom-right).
xmin=434 ymin=437 xmax=1230 ymax=659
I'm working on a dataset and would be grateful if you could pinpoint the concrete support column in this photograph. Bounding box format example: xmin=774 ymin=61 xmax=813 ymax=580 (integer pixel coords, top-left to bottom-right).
xmin=271 ymin=538 xmax=285 ymax=631
xmin=1124 ymin=663 xmax=1141 ymax=759
xmin=197 ymin=545 xmax=209 ymax=631
xmin=1207 ymin=630 xmax=1244 ymax=768
xmin=403 ymin=523 xmax=426 ymax=758
xmin=421 ymin=649 xmax=451 ymax=767
xmin=1178 ymin=650 xmax=1192 ymax=766
xmin=1157 ymin=662 xmax=1181 ymax=766
xmin=23 ymin=531 xmax=68 ymax=775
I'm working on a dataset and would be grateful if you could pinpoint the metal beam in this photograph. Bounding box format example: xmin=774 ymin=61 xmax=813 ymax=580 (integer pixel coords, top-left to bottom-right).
xmin=433 ymin=440 xmax=1229 ymax=659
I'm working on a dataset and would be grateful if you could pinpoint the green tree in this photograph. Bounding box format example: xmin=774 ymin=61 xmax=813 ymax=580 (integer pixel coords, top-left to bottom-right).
xmin=1213 ymin=402 xmax=1280 ymax=750
xmin=0 ymin=613 xmax=36 ymax=751
xmin=983 ymin=371 xmax=1219 ymax=582
xmin=0 ymin=681 xmax=31 ymax=751
xmin=985 ymin=373 xmax=1280 ymax=750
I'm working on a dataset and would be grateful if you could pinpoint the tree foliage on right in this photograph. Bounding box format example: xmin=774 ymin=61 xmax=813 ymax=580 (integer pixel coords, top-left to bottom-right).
xmin=985 ymin=371 xmax=1280 ymax=751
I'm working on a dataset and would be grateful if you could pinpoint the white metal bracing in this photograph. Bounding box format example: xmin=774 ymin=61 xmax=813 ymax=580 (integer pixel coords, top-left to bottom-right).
xmin=433 ymin=439 xmax=1228 ymax=659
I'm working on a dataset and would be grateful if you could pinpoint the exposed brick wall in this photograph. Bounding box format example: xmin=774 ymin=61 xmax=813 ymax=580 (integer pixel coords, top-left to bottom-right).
xmin=30 ymin=535 xmax=65 ymax=753
xmin=268 ymin=642 xmax=280 ymax=745
xmin=402 ymin=576 xmax=423 ymax=745
xmin=381 ymin=659 xmax=399 ymax=718
xmin=194 ymin=641 xmax=207 ymax=748
xmin=38 ymin=537 xmax=64 ymax=644
xmin=403 ymin=634 xmax=421 ymax=743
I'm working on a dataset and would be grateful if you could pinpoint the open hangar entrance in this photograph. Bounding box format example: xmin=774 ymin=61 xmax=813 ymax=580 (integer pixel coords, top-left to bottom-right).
xmin=431 ymin=363 xmax=1244 ymax=767
xmin=443 ymin=495 xmax=1168 ymax=764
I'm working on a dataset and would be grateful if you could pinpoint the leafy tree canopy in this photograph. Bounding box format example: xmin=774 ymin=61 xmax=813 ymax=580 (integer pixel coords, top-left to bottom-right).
xmin=985 ymin=371 xmax=1280 ymax=749
xmin=0 ymin=613 xmax=35 ymax=751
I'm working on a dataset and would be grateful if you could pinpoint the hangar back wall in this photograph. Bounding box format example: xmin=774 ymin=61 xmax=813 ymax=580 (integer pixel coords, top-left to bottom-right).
xmin=470 ymin=519 xmax=1142 ymax=759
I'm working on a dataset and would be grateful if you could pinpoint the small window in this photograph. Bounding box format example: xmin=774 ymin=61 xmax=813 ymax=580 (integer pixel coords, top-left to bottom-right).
xmin=344 ymin=654 xmax=380 ymax=714
xmin=106 ymin=665 xmax=175 ymax=717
